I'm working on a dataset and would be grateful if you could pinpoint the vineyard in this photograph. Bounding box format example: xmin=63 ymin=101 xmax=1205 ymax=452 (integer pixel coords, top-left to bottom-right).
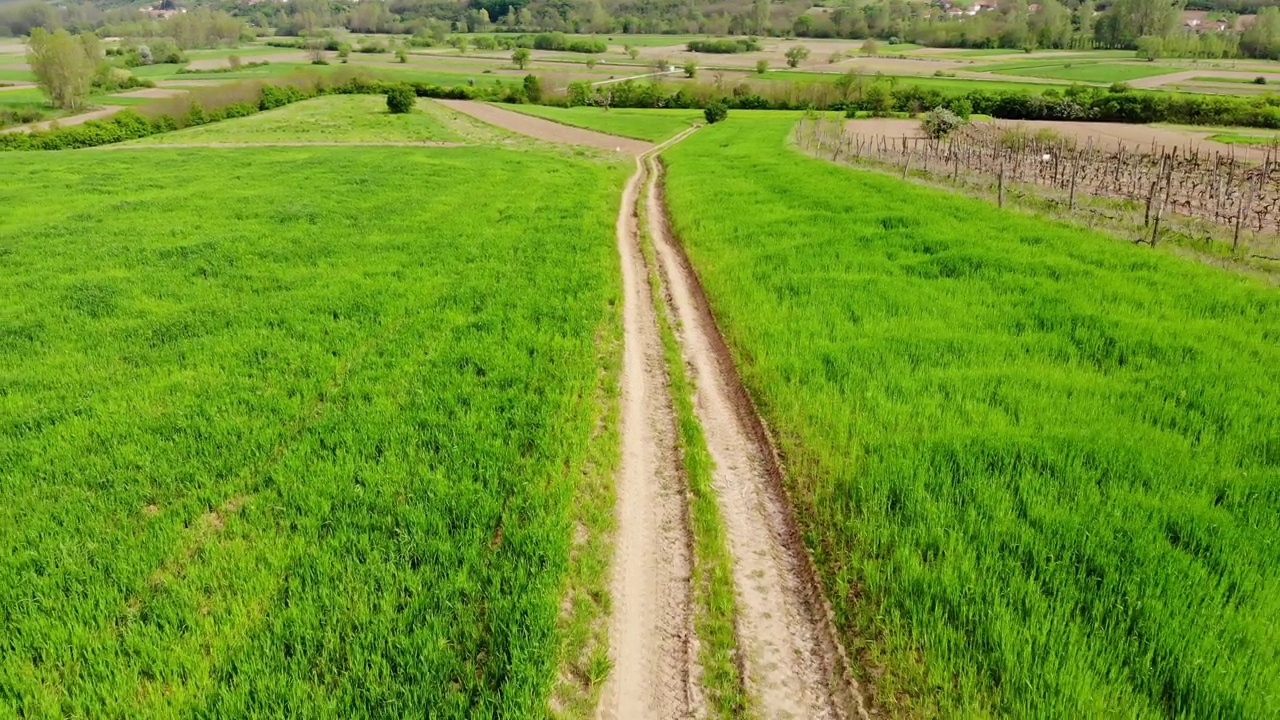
xmin=798 ymin=116 xmax=1280 ymax=260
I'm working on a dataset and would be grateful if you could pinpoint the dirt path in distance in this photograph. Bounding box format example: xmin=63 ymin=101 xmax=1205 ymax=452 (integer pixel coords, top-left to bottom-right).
xmin=644 ymin=156 xmax=869 ymax=720
xmin=436 ymin=99 xmax=653 ymax=155
xmin=1 ymin=105 xmax=124 ymax=134
xmin=596 ymin=155 xmax=699 ymax=720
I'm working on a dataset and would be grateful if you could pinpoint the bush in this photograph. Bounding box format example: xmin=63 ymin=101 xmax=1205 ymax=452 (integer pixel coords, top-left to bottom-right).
xmin=704 ymin=100 xmax=728 ymax=124
xmin=686 ymin=39 xmax=760 ymax=54
xmin=920 ymin=107 xmax=966 ymax=139
xmin=386 ymin=84 xmax=415 ymax=114
xmin=756 ymin=59 xmax=768 ymax=75
xmin=1254 ymin=76 xmax=1268 ymax=85
xmin=523 ymin=74 xmax=542 ymax=103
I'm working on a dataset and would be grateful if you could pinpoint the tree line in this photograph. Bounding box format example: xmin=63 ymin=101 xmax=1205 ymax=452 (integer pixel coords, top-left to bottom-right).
xmin=2 ymin=0 xmax=1278 ymax=60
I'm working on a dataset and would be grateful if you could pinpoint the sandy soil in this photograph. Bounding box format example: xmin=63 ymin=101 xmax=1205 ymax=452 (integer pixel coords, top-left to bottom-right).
xmin=595 ymin=151 xmax=701 ymax=720
xmin=645 ymin=155 xmax=867 ymax=720
xmin=435 ymin=99 xmax=653 ymax=155
xmin=2 ymin=105 xmax=124 ymax=134
xmin=0 ymin=82 xmax=35 ymax=92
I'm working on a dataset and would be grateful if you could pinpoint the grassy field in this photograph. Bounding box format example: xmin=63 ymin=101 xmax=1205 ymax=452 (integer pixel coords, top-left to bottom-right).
xmin=503 ymin=105 xmax=702 ymax=141
xmin=760 ymin=70 xmax=1077 ymax=94
xmin=131 ymin=95 xmax=468 ymax=145
xmin=661 ymin=115 xmax=1280 ymax=716
xmin=0 ymin=143 xmax=628 ymax=716
xmin=1206 ymin=132 xmax=1280 ymax=145
xmin=981 ymin=60 xmax=1183 ymax=83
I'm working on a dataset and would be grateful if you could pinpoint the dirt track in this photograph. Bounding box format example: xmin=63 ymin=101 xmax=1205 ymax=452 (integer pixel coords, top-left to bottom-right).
xmin=644 ymin=156 xmax=867 ymax=720
xmin=435 ymin=99 xmax=653 ymax=155
xmin=1 ymin=105 xmax=124 ymax=134
xmin=597 ymin=148 xmax=699 ymax=720
xmin=467 ymin=102 xmax=866 ymax=717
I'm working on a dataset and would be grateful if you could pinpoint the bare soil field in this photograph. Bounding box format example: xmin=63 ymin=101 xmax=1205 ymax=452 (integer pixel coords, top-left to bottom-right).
xmin=436 ymin=99 xmax=653 ymax=155
xmin=1131 ymin=69 xmax=1280 ymax=89
xmin=111 ymin=87 xmax=187 ymax=99
xmin=844 ymin=116 xmax=1273 ymax=162
xmin=184 ymin=52 xmax=308 ymax=70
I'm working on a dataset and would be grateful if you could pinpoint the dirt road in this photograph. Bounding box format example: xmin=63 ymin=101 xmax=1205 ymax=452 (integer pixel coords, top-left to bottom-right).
xmin=643 ymin=156 xmax=867 ymax=720
xmin=436 ymin=100 xmax=653 ymax=155
xmin=1 ymin=105 xmax=124 ymax=134
xmin=462 ymin=102 xmax=866 ymax=718
xmin=596 ymin=150 xmax=699 ymax=720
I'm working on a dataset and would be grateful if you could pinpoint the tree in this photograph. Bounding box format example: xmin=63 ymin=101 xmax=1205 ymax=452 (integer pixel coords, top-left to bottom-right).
xmin=683 ymin=59 xmax=697 ymax=78
xmin=26 ymin=28 xmax=95 ymax=111
xmin=396 ymin=47 xmax=408 ymax=63
xmin=756 ymin=59 xmax=769 ymax=74
xmin=861 ymin=38 xmax=879 ymax=56
xmin=1136 ymin=35 xmax=1164 ymax=60
xmin=586 ymin=57 xmax=598 ymax=69
xmin=754 ymin=0 xmax=770 ymax=35
xmin=523 ymin=74 xmax=542 ymax=102
xmin=228 ymin=54 xmax=242 ymax=70
xmin=1241 ymin=7 xmax=1280 ymax=60
xmin=704 ymin=100 xmax=728 ymax=124
xmin=785 ymin=45 xmax=810 ymax=68
xmin=386 ymin=84 xmax=415 ymax=114
xmin=920 ymin=107 xmax=966 ymax=139
xmin=512 ymin=47 xmax=531 ymax=69
xmin=627 ymin=46 xmax=641 ymax=61
xmin=827 ymin=51 xmax=842 ymax=64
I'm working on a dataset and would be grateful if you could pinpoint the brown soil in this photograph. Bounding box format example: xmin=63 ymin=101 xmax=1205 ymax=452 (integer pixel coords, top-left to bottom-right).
xmin=844 ymin=117 xmax=1274 ymax=163
xmin=184 ymin=52 xmax=308 ymax=71
xmin=97 ymin=141 xmax=466 ymax=149
xmin=597 ymin=154 xmax=699 ymax=719
xmin=436 ymin=99 xmax=653 ymax=155
xmin=644 ymin=153 xmax=868 ymax=720
xmin=1131 ymin=69 xmax=1280 ymax=89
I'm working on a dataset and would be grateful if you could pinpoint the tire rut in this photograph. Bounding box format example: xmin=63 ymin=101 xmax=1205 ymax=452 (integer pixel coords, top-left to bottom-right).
xmin=596 ymin=155 xmax=699 ymax=720
xmin=642 ymin=153 xmax=870 ymax=720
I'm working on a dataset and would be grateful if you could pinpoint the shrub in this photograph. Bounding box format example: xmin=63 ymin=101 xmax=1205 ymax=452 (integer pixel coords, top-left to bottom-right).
xmin=523 ymin=74 xmax=542 ymax=103
xmin=704 ymin=100 xmax=728 ymax=124
xmin=396 ymin=48 xmax=408 ymax=63
xmin=683 ymin=59 xmax=697 ymax=78
xmin=756 ymin=59 xmax=768 ymax=75
xmin=386 ymin=84 xmax=415 ymax=114
xmin=686 ymin=39 xmax=760 ymax=54
xmin=1254 ymin=76 xmax=1268 ymax=85
xmin=785 ymin=46 xmax=811 ymax=68
xmin=1110 ymin=82 xmax=1132 ymax=93
xmin=920 ymin=107 xmax=966 ymax=139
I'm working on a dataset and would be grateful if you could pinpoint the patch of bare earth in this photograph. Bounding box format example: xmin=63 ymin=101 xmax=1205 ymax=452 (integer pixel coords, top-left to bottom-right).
xmin=645 ymin=154 xmax=868 ymax=720
xmin=596 ymin=155 xmax=699 ymax=719
xmin=435 ymin=99 xmax=654 ymax=155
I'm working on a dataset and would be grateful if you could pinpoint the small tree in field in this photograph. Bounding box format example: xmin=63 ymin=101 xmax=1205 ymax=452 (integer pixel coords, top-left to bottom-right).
xmin=861 ymin=38 xmax=879 ymax=56
xmin=755 ymin=59 xmax=768 ymax=74
xmin=683 ymin=59 xmax=697 ymax=78
xmin=586 ymin=57 xmax=597 ymax=69
xmin=27 ymin=28 xmax=96 ymax=111
xmin=785 ymin=45 xmax=810 ymax=68
xmin=386 ymin=84 xmax=415 ymax=114
xmin=704 ymin=100 xmax=728 ymax=124
xmin=523 ymin=74 xmax=542 ymax=102
xmin=627 ymin=45 xmax=640 ymax=60
xmin=827 ymin=51 xmax=843 ymax=64
xmin=228 ymin=54 xmax=243 ymax=70
xmin=920 ymin=107 xmax=965 ymax=139
xmin=512 ymin=47 xmax=531 ymax=69
xmin=396 ymin=48 xmax=408 ymax=63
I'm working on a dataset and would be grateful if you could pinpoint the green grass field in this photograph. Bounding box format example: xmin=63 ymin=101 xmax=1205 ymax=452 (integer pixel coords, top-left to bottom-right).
xmin=981 ymin=60 xmax=1182 ymax=83
xmin=1207 ymin=132 xmax=1280 ymax=145
xmin=503 ymin=105 xmax=702 ymax=141
xmin=0 ymin=143 xmax=628 ymax=716
xmin=761 ymin=70 xmax=1077 ymax=94
xmin=661 ymin=115 xmax=1280 ymax=717
xmin=131 ymin=95 xmax=467 ymax=145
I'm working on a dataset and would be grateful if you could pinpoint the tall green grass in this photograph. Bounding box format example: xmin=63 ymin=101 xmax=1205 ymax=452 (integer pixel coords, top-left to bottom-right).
xmin=502 ymin=105 xmax=703 ymax=142
xmin=0 ymin=146 xmax=628 ymax=716
xmin=662 ymin=116 xmax=1280 ymax=717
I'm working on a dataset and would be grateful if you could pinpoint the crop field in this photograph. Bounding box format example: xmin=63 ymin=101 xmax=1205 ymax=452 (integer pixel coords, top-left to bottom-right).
xmin=981 ymin=60 xmax=1184 ymax=83
xmin=502 ymin=105 xmax=702 ymax=141
xmin=760 ymin=71 xmax=1077 ymax=94
xmin=0 ymin=141 xmax=629 ymax=716
xmin=130 ymin=95 xmax=470 ymax=145
xmin=661 ymin=116 xmax=1280 ymax=716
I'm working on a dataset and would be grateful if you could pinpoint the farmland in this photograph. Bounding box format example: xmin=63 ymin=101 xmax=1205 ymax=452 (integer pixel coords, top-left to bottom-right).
xmin=503 ymin=105 xmax=702 ymax=141
xmin=662 ymin=116 xmax=1280 ymax=716
xmin=0 ymin=136 xmax=629 ymax=716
